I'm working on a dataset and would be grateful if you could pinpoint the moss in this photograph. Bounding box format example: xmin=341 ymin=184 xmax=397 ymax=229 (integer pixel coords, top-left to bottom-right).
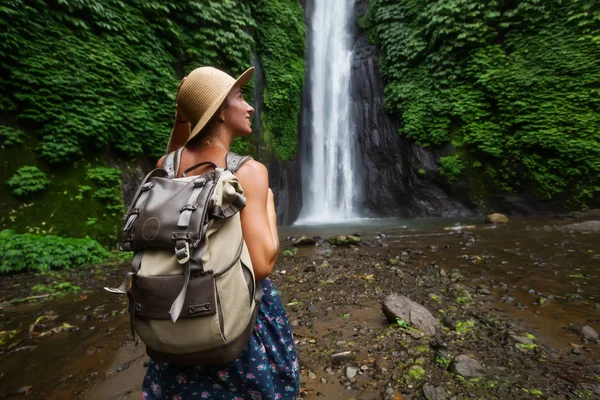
xmin=519 ymin=344 xmax=538 ymax=351
xmin=408 ymin=365 xmax=425 ymax=380
xmin=522 ymin=388 xmax=544 ymax=397
xmin=455 ymin=320 xmax=475 ymax=333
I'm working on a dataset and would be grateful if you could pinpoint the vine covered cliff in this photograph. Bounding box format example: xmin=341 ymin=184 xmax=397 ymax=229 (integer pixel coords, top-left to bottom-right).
xmin=360 ymin=0 xmax=600 ymax=209
xmin=0 ymin=0 xmax=305 ymax=244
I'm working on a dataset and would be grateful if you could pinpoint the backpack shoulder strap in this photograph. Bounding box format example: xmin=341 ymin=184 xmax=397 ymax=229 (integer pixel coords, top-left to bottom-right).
xmin=226 ymin=152 xmax=253 ymax=174
xmin=163 ymin=147 xmax=184 ymax=178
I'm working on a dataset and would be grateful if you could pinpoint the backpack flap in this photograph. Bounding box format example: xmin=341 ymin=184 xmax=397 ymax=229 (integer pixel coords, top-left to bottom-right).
xmin=131 ymin=271 xmax=217 ymax=319
xmin=121 ymin=172 xmax=217 ymax=252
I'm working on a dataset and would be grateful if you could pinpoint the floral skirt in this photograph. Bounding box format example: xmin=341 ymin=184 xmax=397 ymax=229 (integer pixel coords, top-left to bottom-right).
xmin=142 ymin=278 xmax=300 ymax=400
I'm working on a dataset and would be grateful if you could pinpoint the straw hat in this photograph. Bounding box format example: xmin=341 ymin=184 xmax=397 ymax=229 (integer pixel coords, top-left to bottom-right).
xmin=167 ymin=66 xmax=254 ymax=152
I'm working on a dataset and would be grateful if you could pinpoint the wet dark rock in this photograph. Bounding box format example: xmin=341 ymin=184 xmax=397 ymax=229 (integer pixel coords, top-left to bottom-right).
xmin=442 ymin=315 xmax=458 ymax=330
xmin=382 ymin=294 xmax=439 ymax=336
xmin=422 ymin=384 xmax=448 ymax=400
xmin=304 ymin=265 xmax=316 ymax=273
xmin=331 ymin=351 xmax=355 ymax=365
xmin=294 ymin=236 xmax=317 ymax=246
xmin=449 ymin=355 xmax=487 ymax=377
xmin=429 ymin=340 xmax=446 ymax=350
xmin=572 ymin=347 xmax=583 ymax=355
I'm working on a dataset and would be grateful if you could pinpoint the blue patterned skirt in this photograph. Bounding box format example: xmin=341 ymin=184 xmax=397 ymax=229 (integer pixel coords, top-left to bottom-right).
xmin=142 ymin=278 xmax=300 ymax=400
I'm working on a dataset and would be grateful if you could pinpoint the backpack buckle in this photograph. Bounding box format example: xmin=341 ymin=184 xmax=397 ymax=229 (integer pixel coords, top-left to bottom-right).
xmin=193 ymin=177 xmax=206 ymax=188
xmin=175 ymin=241 xmax=190 ymax=264
xmin=180 ymin=204 xmax=198 ymax=212
xmin=141 ymin=182 xmax=155 ymax=191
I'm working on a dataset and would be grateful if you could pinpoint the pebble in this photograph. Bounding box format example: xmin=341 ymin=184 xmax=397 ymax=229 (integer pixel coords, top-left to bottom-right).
xmin=308 ymin=371 xmax=317 ymax=380
xmin=116 ymin=364 xmax=129 ymax=372
xmin=320 ymin=377 xmax=327 ymax=384
xmin=345 ymin=366 xmax=358 ymax=379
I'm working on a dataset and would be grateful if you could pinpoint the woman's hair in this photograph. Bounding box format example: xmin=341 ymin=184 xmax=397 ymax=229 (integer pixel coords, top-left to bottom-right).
xmin=186 ymin=99 xmax=229 ymax=147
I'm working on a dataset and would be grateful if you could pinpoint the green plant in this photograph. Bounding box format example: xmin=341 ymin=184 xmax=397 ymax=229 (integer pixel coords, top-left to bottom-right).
xmin=439 ymin=155 xmax=464 ymax=184
xmin=0 ymin=125 xmax=23 ymax=150
xmin=393 ymin=317 xmax=410 ymax=329
xmin=0 ymin=229 xmax=109 ymax=274
xmin=86 ymin=167 xmax=123 ymax=215
xmin=6 ymin=166 xmax=50 ymax=196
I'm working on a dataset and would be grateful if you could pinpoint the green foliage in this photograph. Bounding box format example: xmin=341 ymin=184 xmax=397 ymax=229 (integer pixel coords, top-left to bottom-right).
xmin=252 ymin=0 xmax=306 ymax=160
xmin=439 ymin=155 xmax=464 ymax=184
xmin=0 ymin=125 xmax=23 ymax=150
xmin=362 ymin=0 xmax=600 ymax=207
xmin=6 ymin=166 xmax=50 ymax=197
xmin=32 ymin=281 xmax=81 ymax=294
xmin=395 ymin=317 xmax=410 ymax=329
xmin=86 ymin=167 xmax=124 ymax=215
xmin=0 ymin=0 xmax=260 ymax=164
xmin=0 ymin=229 xmax=109 ymax=274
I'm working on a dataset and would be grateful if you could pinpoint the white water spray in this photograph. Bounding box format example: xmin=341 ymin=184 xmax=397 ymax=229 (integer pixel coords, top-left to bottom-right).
xmin=296 ymin=0 xmax=358 ymax=224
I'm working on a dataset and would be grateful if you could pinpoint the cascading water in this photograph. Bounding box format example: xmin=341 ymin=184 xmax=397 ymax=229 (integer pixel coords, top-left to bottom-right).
xmin=296 ymin=0 xmax=358 ymax=224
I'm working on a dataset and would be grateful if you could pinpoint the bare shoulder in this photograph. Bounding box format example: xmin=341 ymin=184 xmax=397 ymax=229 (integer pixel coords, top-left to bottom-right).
xmin=236 ymin=159 xmax=268 ymax=189
xmin=236 ymin=159 xmax=268 ymax=178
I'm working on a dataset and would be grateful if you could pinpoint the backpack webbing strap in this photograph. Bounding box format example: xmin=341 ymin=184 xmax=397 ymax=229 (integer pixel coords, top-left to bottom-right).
xmin=177 ymin=176 xmax=211 ymax=229
xmin=163 ymin=147 xmax=184 ymax=178
xmin=226 ymin=152 xmax=252 ymax=174
xmin=170 ymin=241 xmax=192 ymax=323
xmin=103 ymin=252 xmax=142 ymax=294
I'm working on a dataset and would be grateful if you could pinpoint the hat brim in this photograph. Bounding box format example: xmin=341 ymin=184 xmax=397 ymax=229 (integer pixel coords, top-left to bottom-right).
xmin=166 ymin=67 xmax=255 ymax=153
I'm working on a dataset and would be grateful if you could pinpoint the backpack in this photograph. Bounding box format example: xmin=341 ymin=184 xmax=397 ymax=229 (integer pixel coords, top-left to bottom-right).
xmin=105 ymin=148 xmax=263 ymax=366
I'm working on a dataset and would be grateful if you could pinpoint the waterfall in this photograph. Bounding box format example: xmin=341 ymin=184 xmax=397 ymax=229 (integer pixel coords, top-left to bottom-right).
xmin=296 ymin=0 xmax=358 ymax=224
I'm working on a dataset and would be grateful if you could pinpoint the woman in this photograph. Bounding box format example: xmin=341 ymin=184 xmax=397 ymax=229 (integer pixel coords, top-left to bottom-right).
xmin=143 ymin=67 xmax=300 ymax=399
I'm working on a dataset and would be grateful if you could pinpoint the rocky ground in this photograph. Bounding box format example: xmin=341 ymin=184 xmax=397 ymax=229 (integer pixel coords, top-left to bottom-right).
xmin=270 ymin=233 xmax=600 ymax=399
xmin=1 ymin=221 xmax=600 ymax=399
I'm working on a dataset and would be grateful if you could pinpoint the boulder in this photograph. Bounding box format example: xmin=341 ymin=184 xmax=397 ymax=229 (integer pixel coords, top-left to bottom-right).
xmin=449 ymin=355 xmax=487 ymax=377
xmin=382 ymin=294 xmax=439 ymax=336
xmin=423 ymin=384 xmax=447 ymax=400
xmin=582 ymin=325 xmax=599 ymax=341
xmin=486 ymin=213 xmax=509 ymax=224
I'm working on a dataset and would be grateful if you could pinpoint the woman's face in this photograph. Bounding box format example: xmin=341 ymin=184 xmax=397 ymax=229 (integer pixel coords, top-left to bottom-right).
xmin=222 ymin=84 xmax=254 ymax=136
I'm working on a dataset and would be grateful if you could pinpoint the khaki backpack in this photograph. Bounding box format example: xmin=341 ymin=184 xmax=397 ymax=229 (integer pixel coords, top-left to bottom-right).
xmin=105 ymin=149 xmax=262 ymax=365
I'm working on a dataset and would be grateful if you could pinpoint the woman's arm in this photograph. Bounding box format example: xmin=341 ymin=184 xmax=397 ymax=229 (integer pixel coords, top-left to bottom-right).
xmin=167 ymin=119 xmax=190 ymax=153
xmin=236 ymin=160 xmax=278 ymax=281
